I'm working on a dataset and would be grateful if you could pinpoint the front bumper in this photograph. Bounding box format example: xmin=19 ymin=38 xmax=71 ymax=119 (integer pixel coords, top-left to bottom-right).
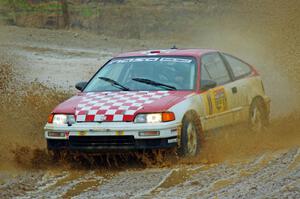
xmin=45 ymin=121 xmax=180 ymax=151
xmin=47 ymin=136 xmax=177 ymax=151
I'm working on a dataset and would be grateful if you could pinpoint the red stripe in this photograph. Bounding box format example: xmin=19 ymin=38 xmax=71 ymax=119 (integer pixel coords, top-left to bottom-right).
xmin=123 ymin=115 xmax=134 ymax=121
xmin=96 ymin=110 xmax=106 ymax=114
xmin=85 ymin=115 xmax=95 ymax=122
xmin=105 ymin=115 xmax=114 ymax=121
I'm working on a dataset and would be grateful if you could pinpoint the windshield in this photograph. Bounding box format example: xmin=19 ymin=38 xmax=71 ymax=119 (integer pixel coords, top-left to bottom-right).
xmin=84 ymin=56 xmax=197 ymax=92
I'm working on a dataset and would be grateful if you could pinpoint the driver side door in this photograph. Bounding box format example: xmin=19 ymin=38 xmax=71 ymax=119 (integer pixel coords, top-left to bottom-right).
xmin=200 ymin=52 xmax=236 ymax=130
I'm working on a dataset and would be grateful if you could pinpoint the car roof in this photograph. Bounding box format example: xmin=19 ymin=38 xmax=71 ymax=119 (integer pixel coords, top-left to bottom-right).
xmin=115 ymin=48 xmax=218 ymax=58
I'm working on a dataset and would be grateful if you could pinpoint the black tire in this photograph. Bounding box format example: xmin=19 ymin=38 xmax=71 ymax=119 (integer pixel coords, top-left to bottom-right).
xmin=249 ymin=98 xmax=268 ymax=132
xmin=178 ymin=111 xmax=202 ymax=157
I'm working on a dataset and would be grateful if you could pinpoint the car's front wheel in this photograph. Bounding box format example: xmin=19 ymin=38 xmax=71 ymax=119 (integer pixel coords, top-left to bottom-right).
xmin=178 ymin=112 xmax=202 ymax=157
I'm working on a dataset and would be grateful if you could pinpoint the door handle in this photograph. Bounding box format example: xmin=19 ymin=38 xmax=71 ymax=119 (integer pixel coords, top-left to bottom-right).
xmin=232 ymin=87 xmax=238 ymax=94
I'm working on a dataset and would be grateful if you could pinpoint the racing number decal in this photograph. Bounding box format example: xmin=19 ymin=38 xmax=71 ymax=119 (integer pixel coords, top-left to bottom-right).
xmin=213 ymin=88 xmax=228 ymax=112
xmin=205 ymin=87 xmax=228 ymax=115
xmin=207 ymin=94 xmax=213 ymax=115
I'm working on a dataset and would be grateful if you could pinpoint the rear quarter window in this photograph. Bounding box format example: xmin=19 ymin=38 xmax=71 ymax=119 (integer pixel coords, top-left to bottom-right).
xmin=223 ymin=54 xmax=252 ymax=79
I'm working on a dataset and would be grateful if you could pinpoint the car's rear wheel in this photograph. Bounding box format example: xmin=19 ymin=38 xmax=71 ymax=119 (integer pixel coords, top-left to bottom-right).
xmin=249 ymin=98 xmax=268 ymax=132
xmin=178 ymin=112 xmax=202 ymax=157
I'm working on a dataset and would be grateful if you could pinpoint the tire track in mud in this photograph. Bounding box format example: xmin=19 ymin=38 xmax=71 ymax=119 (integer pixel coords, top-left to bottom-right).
xmin=18 ymin=170 xmax=113 ymax=199
xmin=0 ymin=171 xmax=45 ymax=199
xmin=15 ymin=171 xmax=69 ymax=199
xmin=74 ymin=169 xmax=172 ymax=199
xmin=148 ymin=164 xmax=244 ymax=198
xmin=136 ymin=148 xmax=300 ymax=199
xmin=2 ymin=148 xmax=297 ymax=199
xmin=1 ymin=149 xmax=299 ymax=198
xmin=197 ymin=148 xmax=300 ymax=199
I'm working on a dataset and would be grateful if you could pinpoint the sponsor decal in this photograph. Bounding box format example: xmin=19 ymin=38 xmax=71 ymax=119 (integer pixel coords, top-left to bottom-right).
xmin=205 ymin=87 xmax=228 ymax=115
xmin=108 ymin=57 xmax=193 ymax=65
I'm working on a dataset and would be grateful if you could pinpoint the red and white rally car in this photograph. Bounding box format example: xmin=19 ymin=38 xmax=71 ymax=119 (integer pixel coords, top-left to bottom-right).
xmin=45 ymin=48 xmax=270 ymax=157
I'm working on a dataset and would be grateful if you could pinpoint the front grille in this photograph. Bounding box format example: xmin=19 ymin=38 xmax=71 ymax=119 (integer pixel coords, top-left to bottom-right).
xmin=136 ymin=139 xmax=162 ymax=147
xmin=69 ymin=136 xmax=135 ymax=147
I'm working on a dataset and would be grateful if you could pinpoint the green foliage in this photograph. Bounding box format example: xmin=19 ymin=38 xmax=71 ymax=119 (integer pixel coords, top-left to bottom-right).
xmin=81 ymin=6 xmax=93 ymax=17
xmin=0 ymin=0 xmax=31 ymax=10
xmin=0 ymin=0 xmax=62 ymax=14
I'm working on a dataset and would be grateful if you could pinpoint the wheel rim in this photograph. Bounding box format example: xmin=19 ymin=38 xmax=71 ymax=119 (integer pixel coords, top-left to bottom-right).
xmin=187 ymin=122 xmax=197 ymax=156
xmin=251 ymin=106 xmax=263 ymax=132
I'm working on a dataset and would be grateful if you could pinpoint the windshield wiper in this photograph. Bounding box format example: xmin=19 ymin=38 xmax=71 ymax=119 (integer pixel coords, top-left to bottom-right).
xmin=99 ymin=77 xmax=130 ymax=91
xmin=132 ymin=78 xmax=177 ymax=90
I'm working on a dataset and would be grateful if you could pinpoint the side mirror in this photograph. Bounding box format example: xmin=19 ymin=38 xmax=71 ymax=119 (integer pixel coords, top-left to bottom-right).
xmin=200 ymin=80 xmax=217 ymax=91
xmin=75 ymin=81 xmax=88 ymax=91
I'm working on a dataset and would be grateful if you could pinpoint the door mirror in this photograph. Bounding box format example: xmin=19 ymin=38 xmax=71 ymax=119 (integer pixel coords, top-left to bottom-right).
xmin=200 ymin=80 xmax=217 ymax=91
xmin=75 ymin=81 xmax=88 ymax=91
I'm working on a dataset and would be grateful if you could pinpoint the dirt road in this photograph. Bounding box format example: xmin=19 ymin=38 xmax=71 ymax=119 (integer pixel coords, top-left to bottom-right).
xmin=1 ymin=148 xmax=299 ymax=198
xmin=0 ymin=23 xmax=299 ymax=198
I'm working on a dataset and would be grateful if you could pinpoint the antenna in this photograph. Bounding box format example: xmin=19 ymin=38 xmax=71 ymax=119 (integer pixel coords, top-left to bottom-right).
xmin=171 ymin=45 xmax=177 ymax=49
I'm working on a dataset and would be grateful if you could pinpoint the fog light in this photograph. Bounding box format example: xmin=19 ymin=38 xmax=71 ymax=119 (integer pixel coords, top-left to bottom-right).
xmin=48 ymin=132 xmax=66 ymax=137
xmin=139 ymin=131 xmax=160 ymax=136
xmin=171 ymin=128 xmax=178 ymax=135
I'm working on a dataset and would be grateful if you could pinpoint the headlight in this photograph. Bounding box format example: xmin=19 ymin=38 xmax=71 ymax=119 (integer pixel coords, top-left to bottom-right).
xmin=134 ymin=112 xmax=175 ymax=123
xmin=135 ymin=113 xmax=162 ymax=123
xmin=49 ymin=114 xmax=76 ymax=125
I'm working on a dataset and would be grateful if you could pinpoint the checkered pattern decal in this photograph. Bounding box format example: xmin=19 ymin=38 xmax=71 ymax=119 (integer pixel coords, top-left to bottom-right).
xmin=75 ymin=91 xmax=170 ymax=122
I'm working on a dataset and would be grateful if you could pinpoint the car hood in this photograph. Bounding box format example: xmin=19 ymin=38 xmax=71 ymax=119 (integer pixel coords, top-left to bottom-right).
xmin=53 ymin=91 xmax=194 ymax=122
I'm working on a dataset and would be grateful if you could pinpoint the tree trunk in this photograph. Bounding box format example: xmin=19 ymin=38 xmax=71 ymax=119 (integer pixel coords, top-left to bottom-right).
xmin=10 ymin=0 xmax=18 ymax=25
xmin=60 ymin=0 xmax=69 ymax=28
